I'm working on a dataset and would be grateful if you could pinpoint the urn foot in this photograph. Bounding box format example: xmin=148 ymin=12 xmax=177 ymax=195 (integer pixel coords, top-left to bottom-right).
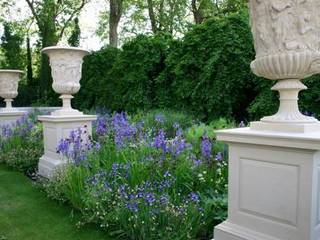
xmin=253 ymin=79 xmax=319 ymax=132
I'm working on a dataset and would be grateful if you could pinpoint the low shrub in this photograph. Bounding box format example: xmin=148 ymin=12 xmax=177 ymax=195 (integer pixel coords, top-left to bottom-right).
xmin=0 ymin=113 xmax=43 ymax=175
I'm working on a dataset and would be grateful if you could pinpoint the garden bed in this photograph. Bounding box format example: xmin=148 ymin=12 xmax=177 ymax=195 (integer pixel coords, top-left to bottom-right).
xmin=0 ymin=109 xmax=231 ymax=240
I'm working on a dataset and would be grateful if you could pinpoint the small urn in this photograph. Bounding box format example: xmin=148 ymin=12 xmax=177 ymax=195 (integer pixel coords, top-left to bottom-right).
xmin=41 ymin=46 xmax=89 ymax=116
xmin=249 ymin=0 xmax=320 ymax=130
xmin=0 ymin=70 xmax=23 ymax=112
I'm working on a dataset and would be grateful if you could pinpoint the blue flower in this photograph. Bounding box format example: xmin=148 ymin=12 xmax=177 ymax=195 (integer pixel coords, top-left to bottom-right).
xmin=189 ymin=192 xmax=200 ymax=203
xmin=155 ymin=114 xmax=164 ymax=123
xmin=201 ymin=134 xmax=212 ymax=160
xmin=57 ymin=126 xmax=98 ymax=165
xmin=153 ymin=129 xmax=167 ymax=152
xmin=159 ymin=194 xmax=169 ymax=205
xmin=113 ymin=112 xmax=137 ymax=148
xmin=125 ymin=202 xmax=139 ymax=212
xmin=96 ymin=116 xmax=109 ymax=136
xmin=215 ymin=152 xmax=223 ymax=161
xmin=144 ymin=193 xmax=156 ymax=205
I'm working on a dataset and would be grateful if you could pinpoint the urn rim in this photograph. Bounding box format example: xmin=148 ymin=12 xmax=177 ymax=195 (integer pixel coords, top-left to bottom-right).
xmin=0 ymin=70 xmax=24 ymax=74
xmin=41 ymin=46 xmax=90 ymax=56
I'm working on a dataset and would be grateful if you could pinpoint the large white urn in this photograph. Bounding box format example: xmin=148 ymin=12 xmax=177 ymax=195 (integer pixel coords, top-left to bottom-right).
xmin=214 ymin=2 xmax=320 ymax=240
xmin=41 ymin=46 xmax=89 ymax=116
xmin=249 ymin=0 xmax=320 ymax=132
xmin=0 ymin=70 xmax=23 ymax=111
xmin=38 ymin=46 xmax=96 ymax=178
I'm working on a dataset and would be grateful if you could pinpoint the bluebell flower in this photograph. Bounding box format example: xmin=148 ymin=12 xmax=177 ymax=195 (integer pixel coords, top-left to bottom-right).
xmin=125 ymin=202 xmax=139 ymax=212
xmin=189 ymin=192 xmax=200 ymax=203
xmin=153 ymin=129 xmax=167 ymax=153
xmin=144 ymin=193 xmax=156 ymax=205
xmin=215 ymin=152 xmax=223 ymax=161
xmin=112 ymin=112 xmax=137 ymax=148
xmin=201 ymin=134 xmax=212 ymax=160
xmin=159 ymin=194 xmax=169 ymax=205
xmin=57 ymin=126 xmax=99 ymax=165
xmin=155 ymin=114 xmax=164 ymax=123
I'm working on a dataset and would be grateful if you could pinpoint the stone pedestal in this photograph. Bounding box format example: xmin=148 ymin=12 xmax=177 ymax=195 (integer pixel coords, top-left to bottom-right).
xmin=38 ymin=114 xmax=97 ymax=178
xmin=214 ymin=128 xmax=320 ymax=240
xmin=0 ymin=111 xmax=27 ymax=127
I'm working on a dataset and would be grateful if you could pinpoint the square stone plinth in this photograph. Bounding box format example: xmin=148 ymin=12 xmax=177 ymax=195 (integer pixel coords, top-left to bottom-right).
xmin=0 ymin=111 xmax=26 ymax=126
xmin=214 ymin=127 xmax=320 ymax=240
xmin=38 ymin=114 xmax=97 ymax=178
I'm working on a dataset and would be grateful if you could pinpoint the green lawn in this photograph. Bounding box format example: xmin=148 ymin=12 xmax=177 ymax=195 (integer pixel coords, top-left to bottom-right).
xmin=0 ymin=165 xmax=109 ymax=240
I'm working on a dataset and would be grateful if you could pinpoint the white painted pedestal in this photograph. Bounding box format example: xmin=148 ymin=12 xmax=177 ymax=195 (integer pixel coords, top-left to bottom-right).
xmin=214 ymin=128 xmax=320 ymax=240
xmin=0 ymin=111 xmax=27 ymax=127
xmin=38 ymin=114 xmax=97 ymax=178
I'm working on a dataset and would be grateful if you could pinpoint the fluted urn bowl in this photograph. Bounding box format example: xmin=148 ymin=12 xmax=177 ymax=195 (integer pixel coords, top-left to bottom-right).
xmin=251 ymin=51 xmax=320 ymax=80
xmin=42 ymin=46 xmax=89 ymax=95
xmin=0 ymin=70 xmax=23 ymax=101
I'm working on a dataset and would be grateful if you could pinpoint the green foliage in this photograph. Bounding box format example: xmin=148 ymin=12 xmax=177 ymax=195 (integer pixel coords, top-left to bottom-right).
xmin=185 ymin=118 xmax=233 ymax=154
xmin=248 ymin=75 xmax=320 ymax=120
xmin=248 ymin=79 xmax=278 ymax=120
xmin=0 ymin=22 xmax=25 ymax=69
xmin=133 ymin=109 xmax=197 ymax=138
xmin=111 ymin=34 xmax=172 ymax=112
xmin=78 ymin=11 xmax=258 ymax=122
xmin=43 ymin=112 xmax=228 ymax=240
xmin=75 ymin=46 xmax=120 ymax=110
xmin=159 ymin=10 xmax=257 ymax=121
xmin=68 ymin=18 xmax=81 ymax=47
xmin=0 ymin=119 xmax=43 ymax=174
xmin=302 ymin=75 xmax=320 ymax=118
xmin=0 ymin=109 xmax=229 ymax=239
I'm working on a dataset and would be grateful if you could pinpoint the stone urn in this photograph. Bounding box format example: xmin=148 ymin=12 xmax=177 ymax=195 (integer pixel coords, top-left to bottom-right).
xmin=249 ymin=0 xmax=320 ymax=131
xmin=38 ymin=46 xmax=96 ymax=178
xmin=41 ymin=46 xmax=89 ymax=116
xmin=0 ymin=70 xmax=23 ymax=112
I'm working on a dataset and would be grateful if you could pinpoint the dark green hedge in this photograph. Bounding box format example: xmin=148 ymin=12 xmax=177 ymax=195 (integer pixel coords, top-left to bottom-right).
xmin=72 ymin=10 xmax=320 ymax=121
xmin=74 ymin=11 xmax=259 ymax=121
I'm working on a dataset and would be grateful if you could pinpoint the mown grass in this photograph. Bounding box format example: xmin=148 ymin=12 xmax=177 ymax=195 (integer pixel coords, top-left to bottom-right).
xmin=0 ymin=165 xmax=109 ymax=240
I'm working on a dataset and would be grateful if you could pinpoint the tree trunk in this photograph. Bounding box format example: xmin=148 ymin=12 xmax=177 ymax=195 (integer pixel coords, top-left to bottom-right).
xmin=26 ymin=37 xmax=33 ymax=86
xmin=109 ymin=0 xmax=123 ymax=47
xmin=192 ymin=0 xmax=205 ymax=24
xmin=147 ymin=0 xmax=158 ymax=34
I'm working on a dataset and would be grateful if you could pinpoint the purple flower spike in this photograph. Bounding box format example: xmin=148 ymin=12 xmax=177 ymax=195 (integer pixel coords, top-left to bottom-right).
xmin=201 ymin=134 xmax=212 ymax=159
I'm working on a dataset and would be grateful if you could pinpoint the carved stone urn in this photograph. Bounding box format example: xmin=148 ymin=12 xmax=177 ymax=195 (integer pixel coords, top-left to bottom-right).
xmin=41 ymin=46 xmax=89 ymax=116
xmin=0 ymin=70 xmax=23 ymax=112
xmin=38 ymin=46 xmax=97 ymax=178
xmin=249 ymin=0 xmax=320 ymax=132
xmin=214 ymin=2 xmax=320 ymax=240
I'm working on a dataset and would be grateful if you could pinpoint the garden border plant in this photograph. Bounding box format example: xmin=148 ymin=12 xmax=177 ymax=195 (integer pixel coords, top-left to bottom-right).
xmin=0 ymin=109 xmax=233 ymax=240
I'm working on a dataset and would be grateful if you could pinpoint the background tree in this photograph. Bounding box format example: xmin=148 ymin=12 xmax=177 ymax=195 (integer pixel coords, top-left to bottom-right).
xmin=26 ymin=36 xmax=34 ymax=85
xmin=68 ymin=17 xmax=81 ymax=47
xmin=146 ymin=0 xmax=188 ymax=35
xmin=0 ymin=22 xmax=25 ymax=69
xmin=191 ymin=0 xmax=214 ymax=24
xmin=108 ymin=0 xmax=124 ymax=47
xmin=220 ymin=0 xmax=248 ymax=14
